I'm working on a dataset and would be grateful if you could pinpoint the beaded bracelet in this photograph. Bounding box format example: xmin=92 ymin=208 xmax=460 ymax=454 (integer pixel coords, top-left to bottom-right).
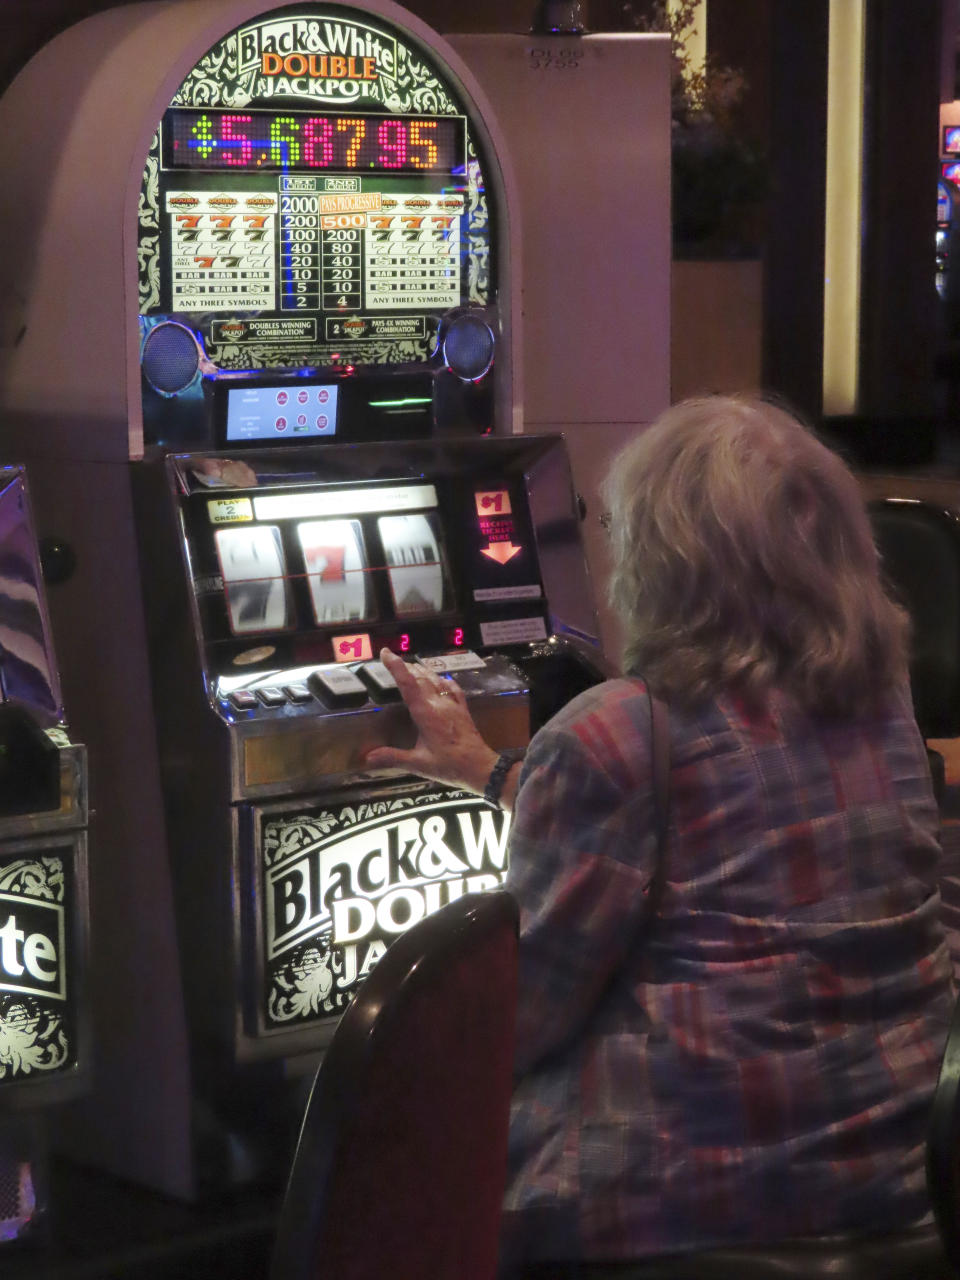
xmin=483 ymin=748 xmax=526 ymax=809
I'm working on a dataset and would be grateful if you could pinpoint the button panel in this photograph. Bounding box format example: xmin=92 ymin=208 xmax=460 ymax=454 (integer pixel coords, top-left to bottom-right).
xmin=221 ymin=651 xmax=519 ymax=722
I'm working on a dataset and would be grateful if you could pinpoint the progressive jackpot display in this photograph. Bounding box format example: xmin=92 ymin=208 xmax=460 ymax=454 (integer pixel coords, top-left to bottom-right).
xmin=138 ymin=7 xmax=495 ymax=386
xmin=162 ymin=108 xmax=463 ymax=173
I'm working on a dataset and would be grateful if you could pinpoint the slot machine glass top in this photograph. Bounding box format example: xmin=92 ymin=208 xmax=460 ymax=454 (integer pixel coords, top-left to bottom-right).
xmin=138 ymin=5 xmax=498 ymax=445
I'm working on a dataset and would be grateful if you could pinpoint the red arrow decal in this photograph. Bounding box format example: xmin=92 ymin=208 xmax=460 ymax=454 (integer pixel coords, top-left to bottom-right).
xmin=481 ymin=541 xmax=521 ymax=565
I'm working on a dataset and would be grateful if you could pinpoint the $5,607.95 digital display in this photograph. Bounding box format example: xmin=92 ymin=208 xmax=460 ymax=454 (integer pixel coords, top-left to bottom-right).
xmin=162 ymin=108 xmax=465 ymax=175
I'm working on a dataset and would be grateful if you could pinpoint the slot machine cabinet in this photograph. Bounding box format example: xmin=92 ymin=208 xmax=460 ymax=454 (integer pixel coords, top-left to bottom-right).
xmin=446 ymin=31 xmax=672 ymax=663
xmin=0 ymin=0 xmax=604 ymax=1199
xmin=140 ymin=429 xmax=592 ymax=1064
xmin=0 ymin=466 xmax=89 ymax=1242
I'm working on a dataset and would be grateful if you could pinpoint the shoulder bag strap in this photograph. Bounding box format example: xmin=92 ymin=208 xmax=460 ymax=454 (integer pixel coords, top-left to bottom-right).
xmin=643 ymin=686 xmax=672 ymax=922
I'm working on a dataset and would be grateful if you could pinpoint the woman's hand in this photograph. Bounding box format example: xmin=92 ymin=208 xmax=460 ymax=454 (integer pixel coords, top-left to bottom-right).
xmin=190 ymin=457 xmax=259 ymax=488
xmin=362 ymin=648 xmax=499 ymax=794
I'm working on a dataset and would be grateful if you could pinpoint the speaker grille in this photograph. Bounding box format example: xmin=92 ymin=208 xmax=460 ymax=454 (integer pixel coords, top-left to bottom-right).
xmin=141 ymin=322 xmax=201 ymax=395
xmin=442 ymin=314 xmax=495 ymax=382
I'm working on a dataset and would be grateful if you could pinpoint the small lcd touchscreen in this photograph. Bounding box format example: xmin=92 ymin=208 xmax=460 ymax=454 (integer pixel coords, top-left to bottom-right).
xmin=215 ymin=525 xmax=290 ymax=634
xmin=378 ymin=513 xmax=446 ymax=616
xmin=297 ymin=519 xmax=374 ymax=624
xmin=224 ymin=384 xmax=338 ymax=442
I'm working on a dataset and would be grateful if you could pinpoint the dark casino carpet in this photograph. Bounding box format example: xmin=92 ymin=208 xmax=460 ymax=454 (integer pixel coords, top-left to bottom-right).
xmin=0 ymin=1158 xmax=276 ymax=1279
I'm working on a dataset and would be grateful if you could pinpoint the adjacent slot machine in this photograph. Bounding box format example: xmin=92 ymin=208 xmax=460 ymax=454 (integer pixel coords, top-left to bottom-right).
xmin=0 ymin=467 xmax=88 ymax=1241
xmin=939 ymin=174 xmax=960 ymax=315
xmin=0 ymin=1 xmax=604 ymax=1198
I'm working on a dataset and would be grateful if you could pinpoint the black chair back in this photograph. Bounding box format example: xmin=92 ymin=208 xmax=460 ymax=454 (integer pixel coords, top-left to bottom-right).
xmin=869 ymin=498 xmax=960 ymax=739
xmin=270 ymin=889 xmax=519 ymax=1280
xmin=928 ymin=990 xmax=960 ymax=1275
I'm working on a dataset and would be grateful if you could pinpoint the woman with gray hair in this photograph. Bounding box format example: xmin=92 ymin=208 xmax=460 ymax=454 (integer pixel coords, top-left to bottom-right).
xmin=365 ymin=395 xmax=953 ymax=1272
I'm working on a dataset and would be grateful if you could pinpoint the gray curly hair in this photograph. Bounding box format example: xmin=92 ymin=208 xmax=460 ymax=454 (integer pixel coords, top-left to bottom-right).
xmin=600 ymin=394 xmax=910 ymax=716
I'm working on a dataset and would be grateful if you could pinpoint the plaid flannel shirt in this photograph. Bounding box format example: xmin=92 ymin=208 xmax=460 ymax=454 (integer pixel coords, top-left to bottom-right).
xmin=502 ymin=678 xmax=954 ymax=1264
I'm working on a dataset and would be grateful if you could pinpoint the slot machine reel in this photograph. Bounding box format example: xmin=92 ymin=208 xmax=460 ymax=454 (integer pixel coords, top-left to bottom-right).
xmin=379 ymin=513 xmax=446 ymax=616
xmin=298 ymin=521 xmax=372 ymax=625
xmin=215 ymin=526 xmax=290 ymax=634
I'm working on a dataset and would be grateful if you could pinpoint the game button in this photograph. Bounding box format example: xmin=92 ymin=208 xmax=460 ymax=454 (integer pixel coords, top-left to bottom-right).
xmin=308 ymin=666 xmax=368 ymax=708
xmin=283 ymin=682 xmax=314 ymax=703
xmin=228 ymin=690 xmax=258 ymax=711
xmin=355 ymin=660 xmax=401 ymax=702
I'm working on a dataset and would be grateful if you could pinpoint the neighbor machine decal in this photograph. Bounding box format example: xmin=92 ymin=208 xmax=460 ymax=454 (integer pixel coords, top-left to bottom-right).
xmin=0 ymin=853 xmax=76 ymax=1081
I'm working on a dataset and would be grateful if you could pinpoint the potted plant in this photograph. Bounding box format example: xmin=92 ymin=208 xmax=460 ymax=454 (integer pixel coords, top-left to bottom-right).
xmin=621 ymin=0 xmax=766 ymax=258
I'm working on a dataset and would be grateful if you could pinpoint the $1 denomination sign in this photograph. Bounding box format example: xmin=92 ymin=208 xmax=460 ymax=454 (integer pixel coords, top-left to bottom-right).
xmin=258 ymin=787 xmax=509 ymax=1031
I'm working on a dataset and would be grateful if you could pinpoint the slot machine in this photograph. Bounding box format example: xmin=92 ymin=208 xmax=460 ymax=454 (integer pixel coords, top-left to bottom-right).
xmin=942 ymin=119 xmax=960 ymax=300
xmin=938 ymin=175 xmax=960 ymax=302
xmin=0 ymin=0 xmax=607 ymax=1198
xmin=0 ymin=466 xmax=88 ymax=1240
